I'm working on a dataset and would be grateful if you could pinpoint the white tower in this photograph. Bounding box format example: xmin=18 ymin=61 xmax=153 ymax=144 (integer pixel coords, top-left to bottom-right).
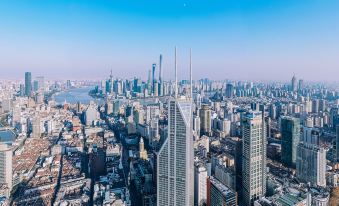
xmin=157 ymin=47 xmax=194 ymax=206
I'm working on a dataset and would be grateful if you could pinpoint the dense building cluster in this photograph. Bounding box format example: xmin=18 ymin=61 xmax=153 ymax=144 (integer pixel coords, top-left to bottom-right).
xmin=1 ymin=65 xmax=339 ymax=206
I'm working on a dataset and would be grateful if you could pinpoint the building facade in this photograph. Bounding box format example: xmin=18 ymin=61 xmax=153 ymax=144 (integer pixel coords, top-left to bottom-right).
xmin=157 ymin=97 xmax=194 ymax=206
xmin=280 ymin=116 xmax=300 ymax=168
xmin=242 ymin=112 xmax=267 ymax=205
xmin=0 ymin=143 xmax=13 ymax=191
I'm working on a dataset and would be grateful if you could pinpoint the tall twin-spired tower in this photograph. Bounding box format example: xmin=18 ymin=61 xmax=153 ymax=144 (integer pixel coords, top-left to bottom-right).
xmin=157 ymin=48 xmax=194 ymax=206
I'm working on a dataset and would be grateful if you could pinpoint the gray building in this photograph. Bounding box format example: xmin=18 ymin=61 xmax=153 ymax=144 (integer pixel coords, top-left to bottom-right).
xmin=207 ymin=176 xmax=237 ymax=206
xmin=25 ymin=72 xmax=32 ymax=96
xmin=0 ymin=143 xmax=13 ymax=192
xmin=280 ymin=116 xmax=300 ymax=168
xmin=242 ymin=111 xmax=267 ymax=206
xmin=296 ymin=126 xmax=326 ymax=187
xmin=200 ymin=104 xmax=211 ymax=136
xmin=296 ymin=144 xmax=326 ymax=187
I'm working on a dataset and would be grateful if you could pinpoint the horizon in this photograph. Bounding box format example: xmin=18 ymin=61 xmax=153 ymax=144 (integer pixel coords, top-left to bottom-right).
xmin=1 ymin=0 xmax=339 ymax=81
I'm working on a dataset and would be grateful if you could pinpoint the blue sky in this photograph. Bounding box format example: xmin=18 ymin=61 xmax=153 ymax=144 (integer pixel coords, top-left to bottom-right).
xmin=0 ymin=0 xmax=339 ymax=81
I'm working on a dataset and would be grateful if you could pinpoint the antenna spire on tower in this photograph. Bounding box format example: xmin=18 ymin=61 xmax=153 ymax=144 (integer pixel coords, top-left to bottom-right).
xmin=190 ymin=48 xmax=192 ymax=99
xmin=175 ymin=46 xmax=178 ymax=98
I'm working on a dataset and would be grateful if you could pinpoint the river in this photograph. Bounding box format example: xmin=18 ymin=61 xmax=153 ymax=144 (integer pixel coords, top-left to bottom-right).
xmin=53 ymin=87 xmax=102 ymax=105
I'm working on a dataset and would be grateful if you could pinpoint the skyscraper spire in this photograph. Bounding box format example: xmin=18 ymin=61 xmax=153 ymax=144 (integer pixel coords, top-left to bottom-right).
xmin=189 ymin=48 xmax=192 ymax=99
xmin=152 ymin=63 xmax=156 ymax=95
xmin=159 ymin=54 xmax=162 ymax=84
xmin=110 ymin=69 xmax=114 ymax=94
xmin=175 ymin=46 xmax=178 ymax=98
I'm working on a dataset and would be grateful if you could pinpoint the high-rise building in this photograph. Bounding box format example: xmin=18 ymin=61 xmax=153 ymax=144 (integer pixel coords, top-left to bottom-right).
xmin=0 ymin=143 xmax=13 ymax=192
xmin=33 ymin=80 xmax=39 ymax=91
xmin=19 ymin=84 xmax=25 ymax=97
xmin=207 ymin=176 xmax=237 ymax=206
xmin=296 ymin=126 xmax=326 ymax=187
xmin=110 ymin=70 xmax=114 ymax=94
xmin=291 ymin=75 xmax=297 ymax=92
xmin=225 ymin=83 xmax=234 ymax=98
xmin=152 ymin=63 xmax=156 ymax=95
xmin=154 ymin=82 xmax=159 ymax=97
xmin=280 ymin=116 xmax=300 ymax=168
xmin=66 ymin=80 xmax=71 ymax=89
xmin=312 ymin=99 xmax=319 ymax=113
xmin=194 ymin=162 xmax=207 ymax=206
xmin=84 ymin=102 xmax=99 ymax=126
xmin=32 ymin=117 xmax=42 ymax=138
xmin=200 ymin=104 xmax=211 ymax=135
xmin=157 ymin=47 xmax=194 ymax=206
xmin=296 ymin=144 xmax=326 ymax=187
xmin=242 ymin=111 xmax=266 ymax=206
xmin=25 ymin=72 xmax=32 ymax=96
xmin=193 ymin=115 xmax=201 ymax=137
xmin=139 ymin=137 xmax=148 ymax=160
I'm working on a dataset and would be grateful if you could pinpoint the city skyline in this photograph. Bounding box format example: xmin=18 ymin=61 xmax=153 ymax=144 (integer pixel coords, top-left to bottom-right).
xmin=2 ymin=1 xmax=339 ymax=206
xmin=1 ymin=0 xmax=339 ymax=81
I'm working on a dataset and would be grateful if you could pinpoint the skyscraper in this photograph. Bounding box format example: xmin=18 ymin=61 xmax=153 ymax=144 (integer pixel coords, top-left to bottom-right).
xmin=291 ymin=75 xmax=297 ymax=92
xmin=296 ymin=144 xmax=326 ymax=187
xmin=225 ymin=83 xmax=234 ymax=98
xmin=280 ymin=116 xmax=300 ymax=168
xmin=296 ymin=127 xmax=326 ymax=187
xmin=139 ymin=137 xmax=148 ymax=160
xmin=32 ymin=117 xmax=42 ymax=138
xmin=207 ymin=176 xmax=237 ymax=206
xmin=152 ymin=63 xmax=156 ymax=95
xmin=157 ymin=47 xmax=194 ymax=206
xmin=194 ymin=162 xmax=207 ymax=206
xmin=242 ymin=111 xmax=266 ymax=206
xmin=110 ymin=70 xmax=114 ymax=94
xmin=25 ymin=72 xmax=32 ymax=96
xmin=200 ymin=104 xmax=212 ymax=136
xmin=0 ymin=143 xmax=13 ymax=192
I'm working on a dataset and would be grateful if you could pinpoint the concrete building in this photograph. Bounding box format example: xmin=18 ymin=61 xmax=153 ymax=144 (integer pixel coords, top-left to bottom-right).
xmin=280 ymin=116 xmax=300 ymax=168
xmin=0 ymin=143 xmax=13 ymax=191
xmin=139 ymin=137 xmax=148 ymax=160
xmin=32 ymin=117 xmax=42 ymax=138
xmin=157 ymin=96 xmax=193 ymax=206
xmin=242 ymin=112 xmax=267 ymax=205
xmin=157 ymin=48 xmax=194 ymax=206
xmin=207 ymin=176 xmax=237 ymax=206
xmin=291 ymin=75 xmax=297 ymax=92
xmin=296 ymin=126 xmax=326 ymax=187
xmin=225 ymin=83 xmax=234 ymax=98
xmin=84 ymin=102 xmax=99 ymax=126
xmin=194 ymin=163 xmax=207 ymax=206
xmin=200 ymin=104 xmax=211 ymax=136
xmin=296 ymin=144 xmax=326 ymax=187
xmin=25 ymin=72 xmax=32 ymax=97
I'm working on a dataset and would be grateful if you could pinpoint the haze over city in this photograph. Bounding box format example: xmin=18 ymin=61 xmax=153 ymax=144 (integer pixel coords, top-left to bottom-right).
xmin=1 ymin=0 xmax=339 ymax=81
xmin=2 ymin=1 xmax=339 ymax=206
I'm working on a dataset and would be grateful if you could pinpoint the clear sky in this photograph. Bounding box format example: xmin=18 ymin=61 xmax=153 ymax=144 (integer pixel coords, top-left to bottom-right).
xmin=0 ymin=0 xmax=339 ymax=81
